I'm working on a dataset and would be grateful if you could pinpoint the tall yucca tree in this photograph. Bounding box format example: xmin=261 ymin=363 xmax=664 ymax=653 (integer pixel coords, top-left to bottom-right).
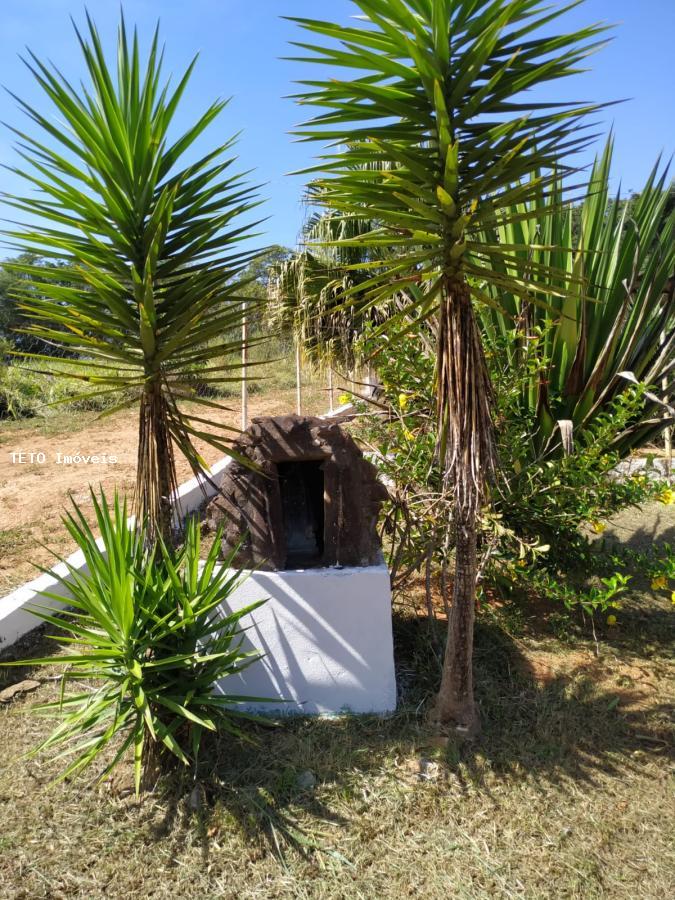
xmin=288 ymin=0 xmax=610 ymax=733
xmin=479 ymin=138 xmax=675 ymax=459
xmin=4 ymin=14 xmax=263 ymax=541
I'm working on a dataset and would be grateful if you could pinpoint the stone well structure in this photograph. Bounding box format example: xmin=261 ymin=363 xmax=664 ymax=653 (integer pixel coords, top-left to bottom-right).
xmin=205 ymin=415 xmax=388 ymax=571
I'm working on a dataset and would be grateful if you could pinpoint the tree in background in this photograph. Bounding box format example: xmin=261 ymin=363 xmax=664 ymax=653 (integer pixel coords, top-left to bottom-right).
xmin=4 ymin=14 xmax=263 ymax=541
xmin=289 ymin=0 xmax=610 ymax=734
xmin=269 ymin=212 xmax=390 ymax=373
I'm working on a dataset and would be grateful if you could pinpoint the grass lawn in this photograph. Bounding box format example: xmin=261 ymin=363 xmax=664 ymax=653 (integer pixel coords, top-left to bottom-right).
xmin=1 ymin=535 xmax=672 ymax=899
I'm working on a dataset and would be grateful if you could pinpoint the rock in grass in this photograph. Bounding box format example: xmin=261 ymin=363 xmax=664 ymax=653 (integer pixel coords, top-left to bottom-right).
xmin=0 ymin=679 xmax=41 ymax=703
xmin=296 ymin=770 xmax=317 ymax=791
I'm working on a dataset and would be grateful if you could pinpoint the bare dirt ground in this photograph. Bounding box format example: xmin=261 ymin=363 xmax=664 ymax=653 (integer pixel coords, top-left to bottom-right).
xmin=0 ymin=385 xmax=327 ymax=593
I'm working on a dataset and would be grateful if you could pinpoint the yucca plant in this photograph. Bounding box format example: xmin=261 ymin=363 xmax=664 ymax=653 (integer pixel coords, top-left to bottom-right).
xmin=4 ymin=14 xmax=264 ymax=540
xmin=288 ymin=0 xmax=610 ymax=733
xmin=479 ymin=137 xmax=675 ymax=460
xmin=1 ymin=491 xmax=268 ymax=795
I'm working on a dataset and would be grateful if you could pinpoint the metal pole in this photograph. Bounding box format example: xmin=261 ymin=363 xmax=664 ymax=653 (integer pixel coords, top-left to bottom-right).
xmin=295 ymin=337 xmax=302 ymax=416
xmin=366 ymin=362 xmax=374 ymax=398
xmin=241 ymin=301 xmax=248 ymax=432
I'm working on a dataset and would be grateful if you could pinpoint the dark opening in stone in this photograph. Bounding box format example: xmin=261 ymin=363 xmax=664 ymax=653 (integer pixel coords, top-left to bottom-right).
xmin=278 ymin=460 xmax=325 ymax=569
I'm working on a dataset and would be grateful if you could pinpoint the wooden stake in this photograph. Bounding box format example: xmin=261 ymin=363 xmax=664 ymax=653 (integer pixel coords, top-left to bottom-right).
xmin=241 ymin=301 xmax=248 ymax=432
xmin=296 ymin=338 xmax=302 ymax=416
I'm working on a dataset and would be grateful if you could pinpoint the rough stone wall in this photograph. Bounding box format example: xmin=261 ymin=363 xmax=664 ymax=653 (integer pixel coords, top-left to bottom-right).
xmin=204 ymin=415 xmax=388 ymax=570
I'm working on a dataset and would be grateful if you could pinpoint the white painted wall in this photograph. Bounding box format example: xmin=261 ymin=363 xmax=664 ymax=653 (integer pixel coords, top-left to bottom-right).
xmin=212 ymin=562 xmax=397 ymax=716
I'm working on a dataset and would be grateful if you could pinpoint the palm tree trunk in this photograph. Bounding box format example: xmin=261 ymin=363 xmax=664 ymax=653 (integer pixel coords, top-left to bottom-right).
xmin=433 ymin=277 xmax=496 ymax=736
xmin=436 ymin=507 xmax=479 ymax=734
xmin=137 ymin=378 xmax=177 ymax=544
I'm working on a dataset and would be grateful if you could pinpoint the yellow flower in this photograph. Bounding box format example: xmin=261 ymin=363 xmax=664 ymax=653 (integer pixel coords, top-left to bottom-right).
xmin=338 ymin=393 xmax=351 ymax=406
xmin=591 ymin=520 xmax=607 ymax=535
xmin=671 ymin=591 xmax=675 ymax=606
xmin=403 ymin=428 xmax=414 ymax=441
xmin=651 ymin=576 xmax=667 ymax=591
xmin=659 ymin=488 xmax=675 ymax=505
xmin=398 ymin=393 xmax=409 ymax=410
xmin=607 ymin=615 xmax=618 ymax=627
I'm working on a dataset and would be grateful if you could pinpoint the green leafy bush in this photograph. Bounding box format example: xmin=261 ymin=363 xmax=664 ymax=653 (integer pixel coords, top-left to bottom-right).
xmin=358 ymin=324 xmax=666 ymax=616
xmin=478 ymin=139 xmax=675 ymax=459
xmin=2 ymin=491 xmax=269 ymax=794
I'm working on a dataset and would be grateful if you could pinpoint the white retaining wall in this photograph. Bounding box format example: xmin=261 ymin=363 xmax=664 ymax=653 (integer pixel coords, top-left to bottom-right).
xmin=213 ymin=563 xmax=396 ymax=715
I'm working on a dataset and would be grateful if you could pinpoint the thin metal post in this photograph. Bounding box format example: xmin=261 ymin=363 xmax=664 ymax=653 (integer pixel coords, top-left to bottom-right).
xmin=366 ymin=362 xmax=374 ymax=398
xmin=662 ymin=329 xmax=672 ymax=477
xmin=241 ymin=301 xmax=248 ymax=432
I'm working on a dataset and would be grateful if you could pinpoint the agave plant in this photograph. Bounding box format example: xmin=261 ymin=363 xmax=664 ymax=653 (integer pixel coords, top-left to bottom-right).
xmin=1 ymin=491 xmax=267 ymax=795
xmin=479 ymin=137 xmax=675 ymax=460
xmin=288 ymin=0 xmax=609 ymax=732
xmin=4 ymin=14 xmax=264 ymax=540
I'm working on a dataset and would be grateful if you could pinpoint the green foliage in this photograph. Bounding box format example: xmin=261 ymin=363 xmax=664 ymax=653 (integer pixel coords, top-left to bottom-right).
xmin=288 ymin=0 xmax=609 ymax=324
xmin=269 ymin=213 xmax=390 ymax=369
xmin=359 ymin=324 xmax=666 ymax=616
xmin=479 ymin=138 xmax=675 ymax=458
xmin=289 ymin=2 xmax=614 ymax=621
xmin=4 ymin=13 xmax=263 ymax=535
xmin=489 ymin=325 xmax=662 ymax=551
xmin=0 ymin=359 xmax=119 ymax=419
xmin=1 ymin=491 xmax=269 ymax=794
xmin=357 ymin=321 xmax=443 ymax=587
xmin=0 ymin=254 xmax=82 ymax=354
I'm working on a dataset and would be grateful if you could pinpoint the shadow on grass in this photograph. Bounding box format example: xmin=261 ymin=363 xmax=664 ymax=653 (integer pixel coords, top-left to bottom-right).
xmin=145 ymin=609 xmax=673 ymax=864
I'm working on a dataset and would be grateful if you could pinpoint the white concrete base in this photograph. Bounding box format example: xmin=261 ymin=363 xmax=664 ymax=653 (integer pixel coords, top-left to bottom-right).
xmin=212 ymin=563 xmax=397 ymax=716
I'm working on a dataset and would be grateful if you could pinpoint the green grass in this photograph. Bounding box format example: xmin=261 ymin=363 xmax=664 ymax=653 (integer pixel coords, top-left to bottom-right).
xmin=0 ymin=358 xmax=125 ymax=421
xmin=0 ymin=526 xmax=32 ymax=555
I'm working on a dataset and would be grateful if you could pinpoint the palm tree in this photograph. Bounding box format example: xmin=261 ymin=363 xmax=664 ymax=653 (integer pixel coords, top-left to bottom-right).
xmin=4 ymin=14 xmax=263 ymax=541
xmin=287 ymin=0 xmax=610 ymax=733
xmin=269 ymin=211 xmax=389 ymax=372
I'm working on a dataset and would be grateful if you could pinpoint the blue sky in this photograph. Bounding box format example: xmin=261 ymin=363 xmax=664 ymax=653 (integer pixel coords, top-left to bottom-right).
xmin=0 ymin=0 xmax=673 ymax=255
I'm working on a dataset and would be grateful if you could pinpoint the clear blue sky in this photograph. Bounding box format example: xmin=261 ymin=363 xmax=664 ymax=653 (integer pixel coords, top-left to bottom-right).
xmin=0 ymin=0 xmax=673 ymax=255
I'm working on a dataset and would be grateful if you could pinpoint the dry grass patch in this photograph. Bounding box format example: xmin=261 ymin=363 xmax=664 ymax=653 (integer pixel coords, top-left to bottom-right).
xmin=0 ymin=594 xmax=672 ymax=900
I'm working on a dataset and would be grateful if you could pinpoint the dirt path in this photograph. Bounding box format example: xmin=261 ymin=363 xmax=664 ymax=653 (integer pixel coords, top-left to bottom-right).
xmin=0 ymin=386 xmax=327 ymax=593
